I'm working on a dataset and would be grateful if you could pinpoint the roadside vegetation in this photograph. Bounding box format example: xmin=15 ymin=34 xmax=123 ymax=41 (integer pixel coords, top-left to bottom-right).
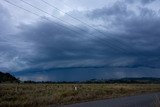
xmin=154 ymin=95 xmax=160 ymax=107
xmin=1 ymin=83 xmax=160 ymax=107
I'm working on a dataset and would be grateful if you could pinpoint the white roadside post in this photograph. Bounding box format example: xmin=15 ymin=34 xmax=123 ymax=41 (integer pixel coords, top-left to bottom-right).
xmin=74 ymin=86 xmax=77 ymax=91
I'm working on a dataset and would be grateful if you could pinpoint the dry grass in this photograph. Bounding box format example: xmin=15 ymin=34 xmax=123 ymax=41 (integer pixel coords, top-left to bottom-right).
xmin=154 ymin=95 xmax=160 ymax=107
xmin=0 ymin=84 xmax=160 ymax=107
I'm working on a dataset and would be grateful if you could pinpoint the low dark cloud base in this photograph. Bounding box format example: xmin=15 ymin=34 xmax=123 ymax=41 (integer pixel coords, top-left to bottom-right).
xmin=13 ymin=67 xmax=160 ymax=81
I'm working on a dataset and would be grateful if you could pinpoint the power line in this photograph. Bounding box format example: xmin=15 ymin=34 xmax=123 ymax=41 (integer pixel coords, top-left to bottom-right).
xmin=2 ymin=0 xmax=91 ymax=52
xmin=4 ymin=0 xmax=126 ymax=54
xmin=3 ymin=0 xmax=40 ymax=16
xmin=19 ymin=0 xmax=129 ymax=53
xmin=3 ymin=0 xmax=138 ymax=69
xmin=40 ymin=0 xmax=133 ymax=52
xmin=3 ymin=0 xmax=89 ymax=40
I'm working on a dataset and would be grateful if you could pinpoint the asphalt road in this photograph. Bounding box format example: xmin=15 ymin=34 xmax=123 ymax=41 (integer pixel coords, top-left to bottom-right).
xmin=62 ymin=93 xmax=160 ymax=107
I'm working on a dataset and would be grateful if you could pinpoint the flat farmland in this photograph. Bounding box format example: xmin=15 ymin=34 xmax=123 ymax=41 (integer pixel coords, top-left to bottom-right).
xmin=0 ymin=84 xmax=160 ymax=107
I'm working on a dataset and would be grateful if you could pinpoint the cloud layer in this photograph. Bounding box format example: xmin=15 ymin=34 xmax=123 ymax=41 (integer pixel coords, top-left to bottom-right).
xmin=0 ymin=0 xmax=160 ymax=81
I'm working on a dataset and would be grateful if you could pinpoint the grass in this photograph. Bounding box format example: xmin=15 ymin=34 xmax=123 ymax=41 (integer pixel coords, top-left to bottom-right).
xmin=0 ymin=84 xmax=160 ymax=107
xmin=154 ymin=95 xmax=160 ymax=107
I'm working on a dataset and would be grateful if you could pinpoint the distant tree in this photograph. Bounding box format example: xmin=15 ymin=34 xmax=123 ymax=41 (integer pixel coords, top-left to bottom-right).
xmin=0 ymin=71 xmax=20 ymax=83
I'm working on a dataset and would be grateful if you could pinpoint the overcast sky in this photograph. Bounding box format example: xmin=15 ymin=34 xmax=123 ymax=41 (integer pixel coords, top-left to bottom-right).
xmin=0 ymin=0 xmax=160 ymax=81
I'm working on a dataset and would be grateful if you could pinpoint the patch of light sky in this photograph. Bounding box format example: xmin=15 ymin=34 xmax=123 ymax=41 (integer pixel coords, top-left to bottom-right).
xmin=1 ymin=0 xmax=160 ymax=31
xmin=1 ymin=0 xmax=115 ymax=25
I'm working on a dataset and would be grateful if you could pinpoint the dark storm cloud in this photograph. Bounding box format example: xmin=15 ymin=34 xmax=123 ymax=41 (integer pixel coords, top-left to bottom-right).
xmin=140 ymin=0 xmax=156 ymax=4
xmin=12 ymin=12 xmax=160 ymax=81
xmin=1 ymin=1 xmax=160 ymax=81
xmin=88 ymin=1 xmax=133 ymax=19
xmin=87 ymin=1 xmax=160 ymax=68
xmin=0 ymin=4 xmax=20 ymax=71
xmin=16 ymin=20 xmax=128 ymax=70
xmin=126 ymin=0 xmax=157 ymax=4
xmin=13 ymin=67 xmax=160 ymax=81
xmin=2 ymin=7 xmax=160 ymax=70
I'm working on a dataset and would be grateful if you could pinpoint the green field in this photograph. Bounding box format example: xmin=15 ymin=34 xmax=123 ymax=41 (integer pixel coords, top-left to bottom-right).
xmin=0 ymin=84 xmax=160 ymax=107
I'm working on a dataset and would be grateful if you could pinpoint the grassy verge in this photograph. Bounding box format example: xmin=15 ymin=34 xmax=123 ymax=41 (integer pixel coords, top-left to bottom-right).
xmin=154 ymin=95 xmax=160 ymax=107
xmin=0 ymin=84 xmax=160 ymax=107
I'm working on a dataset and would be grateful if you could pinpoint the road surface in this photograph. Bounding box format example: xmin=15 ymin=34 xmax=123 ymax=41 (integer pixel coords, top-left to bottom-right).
xmin=62 ymin=93 xmax=160 ymax=107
